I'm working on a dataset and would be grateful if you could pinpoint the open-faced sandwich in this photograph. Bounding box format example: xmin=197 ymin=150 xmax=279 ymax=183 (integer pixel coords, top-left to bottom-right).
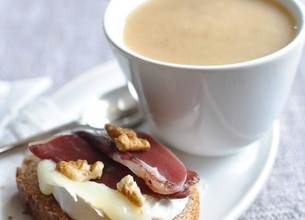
xmin=16 ymin=124 xmax=200 ymax=220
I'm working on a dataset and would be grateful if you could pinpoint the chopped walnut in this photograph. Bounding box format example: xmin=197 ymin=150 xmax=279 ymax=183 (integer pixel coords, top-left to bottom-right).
xmin=115 ymin=134 xmax=150 ymax=152
xmin=117 ymin=175 xmax=145 ymax=207
xmin=105 ymin=123 xmax=136 ymax=139
xmin=56 ymin=160 xmax=104 ymax=182
xmin=105 ymin=123 xmax=150 ymax=152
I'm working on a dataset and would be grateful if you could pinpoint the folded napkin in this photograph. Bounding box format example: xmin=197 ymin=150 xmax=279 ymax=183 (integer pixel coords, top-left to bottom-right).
xmin=0 ymin=77 xmax=67 ymax=146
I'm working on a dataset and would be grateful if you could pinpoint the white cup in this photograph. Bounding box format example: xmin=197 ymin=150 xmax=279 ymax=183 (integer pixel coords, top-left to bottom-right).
xmin=104 ymin=0 xmax=305 ymax=156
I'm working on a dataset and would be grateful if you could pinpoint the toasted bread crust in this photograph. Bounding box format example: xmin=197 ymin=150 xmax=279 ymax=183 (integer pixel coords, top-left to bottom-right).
xmin=16 ymin=156 xmax=71 ymax=220
xmin=16 ymin=156 xmax=199 ymax=220
xmin=174 ymin=186 xmax=200 ymax=220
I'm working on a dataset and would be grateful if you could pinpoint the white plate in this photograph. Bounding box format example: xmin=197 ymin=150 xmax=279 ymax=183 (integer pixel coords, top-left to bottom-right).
xmin=0 ymin=61 xmax=279 ymax=220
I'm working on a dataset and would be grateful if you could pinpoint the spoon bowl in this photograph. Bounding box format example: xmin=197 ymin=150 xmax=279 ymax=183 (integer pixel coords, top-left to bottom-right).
xmin=82 ymin=85 xmax=143 ymax=128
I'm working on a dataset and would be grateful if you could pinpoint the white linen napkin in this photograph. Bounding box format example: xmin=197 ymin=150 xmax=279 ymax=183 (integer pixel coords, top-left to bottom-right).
xmin=0 ymin=77 xmax=64 ymax=145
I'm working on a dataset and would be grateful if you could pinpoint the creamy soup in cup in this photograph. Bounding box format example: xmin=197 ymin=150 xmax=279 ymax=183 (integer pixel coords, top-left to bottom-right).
xmin=104 ymin=0 xmax=305 ymax=156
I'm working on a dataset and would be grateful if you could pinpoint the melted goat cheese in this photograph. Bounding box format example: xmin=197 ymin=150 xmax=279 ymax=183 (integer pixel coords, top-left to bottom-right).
xmin=37 ymin=160 xmax=188 ymax=220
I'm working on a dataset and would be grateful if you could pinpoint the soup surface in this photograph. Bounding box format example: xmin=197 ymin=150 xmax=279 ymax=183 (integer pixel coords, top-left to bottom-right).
xmin=124 ymin=0 xmax=297 ymax=65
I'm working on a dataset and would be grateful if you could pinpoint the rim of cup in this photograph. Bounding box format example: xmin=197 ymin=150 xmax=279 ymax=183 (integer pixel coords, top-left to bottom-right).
xmin=104 ymin=0 xmax=305 ymax=71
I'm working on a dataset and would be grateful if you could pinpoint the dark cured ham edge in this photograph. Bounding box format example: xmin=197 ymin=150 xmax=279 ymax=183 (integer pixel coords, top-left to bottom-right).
xmin=76 ymin=130 xmax=190 ymax=195
xmin=29 ymin=132 xmax=199 ymax=199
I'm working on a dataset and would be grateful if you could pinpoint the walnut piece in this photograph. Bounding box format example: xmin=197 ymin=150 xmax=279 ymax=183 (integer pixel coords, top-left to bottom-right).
xmin=105 ymin=123 xmax=150 ymax=152
xmin=116 ymin=175 xmax=145 ymax=207
xmin=105 ymin=123 xmax=137 ymax=139
xmin=56 ymin=160 xmax=104 ymax=182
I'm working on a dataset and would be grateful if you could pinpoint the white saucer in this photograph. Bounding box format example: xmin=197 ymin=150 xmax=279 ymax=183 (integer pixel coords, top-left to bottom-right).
xmin=0 ymin=61 xmax=279 ymax=220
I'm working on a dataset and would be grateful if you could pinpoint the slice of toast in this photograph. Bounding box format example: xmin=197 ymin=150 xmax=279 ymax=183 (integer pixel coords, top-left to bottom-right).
xmin=16 ymin=156 xmax=200 ymax=220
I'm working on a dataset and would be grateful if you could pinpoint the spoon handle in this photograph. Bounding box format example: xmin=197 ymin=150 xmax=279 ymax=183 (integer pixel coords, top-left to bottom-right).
xmin=0 ymin=120 xmax=82 ymax=154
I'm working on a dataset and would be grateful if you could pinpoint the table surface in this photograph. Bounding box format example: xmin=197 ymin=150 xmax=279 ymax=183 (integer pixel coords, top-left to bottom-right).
xmin=0 ymin=1 xmax=305 ymax=219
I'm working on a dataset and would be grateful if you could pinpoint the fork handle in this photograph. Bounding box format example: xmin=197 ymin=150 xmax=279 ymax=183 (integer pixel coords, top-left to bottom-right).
xmin=0 ymin=120 xmax=82 ymax=154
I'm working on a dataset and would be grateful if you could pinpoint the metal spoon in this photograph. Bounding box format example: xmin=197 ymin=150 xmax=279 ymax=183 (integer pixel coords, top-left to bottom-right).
xmin=0 ymin=85 xmax=143 ymax=154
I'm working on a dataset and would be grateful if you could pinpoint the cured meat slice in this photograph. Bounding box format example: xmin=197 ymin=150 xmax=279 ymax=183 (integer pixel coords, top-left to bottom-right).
xmin=76 ymin=130 xmax=188 ymax=195
xmin=29 ymin=134 xmax=101 ymax=164
xmin=29 ymin=133 xmax=194 ymax=198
